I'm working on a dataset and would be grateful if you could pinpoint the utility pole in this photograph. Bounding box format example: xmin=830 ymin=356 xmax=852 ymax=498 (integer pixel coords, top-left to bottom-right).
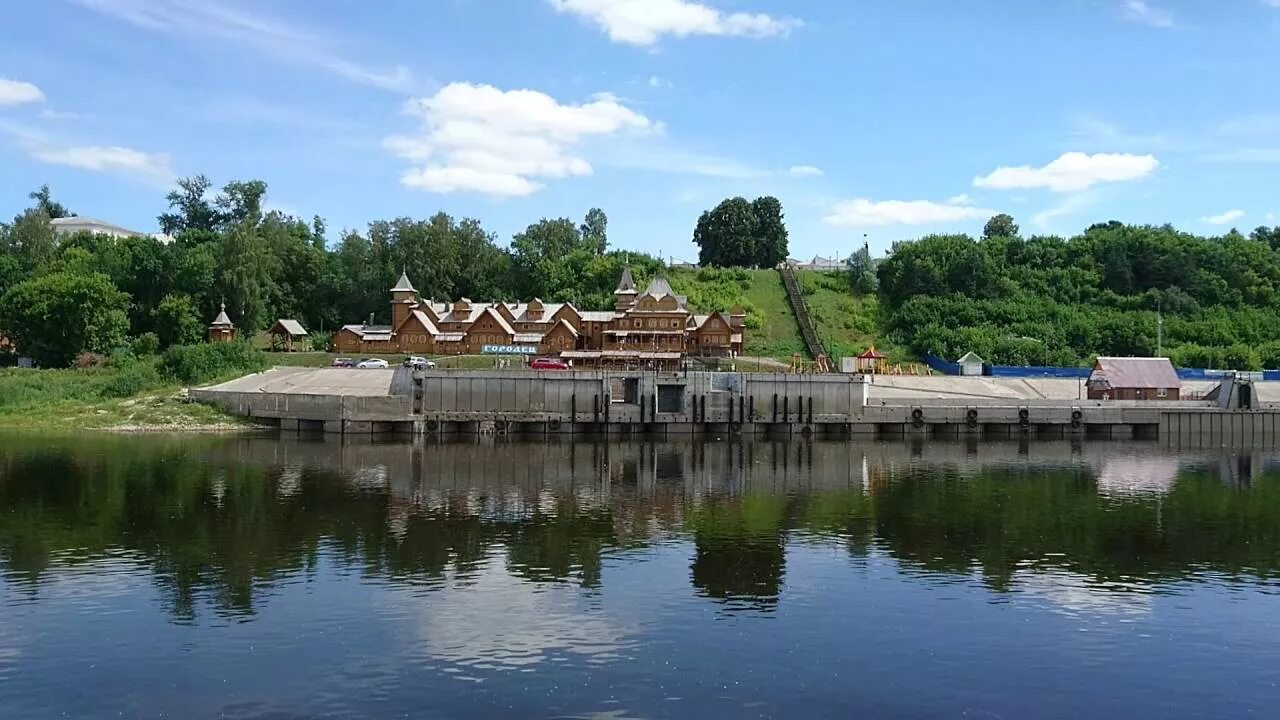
xmin=1157 ymin=300 xmax=1164 ymax=357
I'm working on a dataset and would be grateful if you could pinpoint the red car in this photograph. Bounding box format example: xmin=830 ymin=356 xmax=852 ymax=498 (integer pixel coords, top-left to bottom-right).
xmin=529 ymin=357 xmax=569 ymax=370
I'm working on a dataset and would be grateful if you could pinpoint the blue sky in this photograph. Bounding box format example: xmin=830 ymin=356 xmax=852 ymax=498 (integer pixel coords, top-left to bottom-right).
xmin=2 ymin=0 xmax=1279 ymax=259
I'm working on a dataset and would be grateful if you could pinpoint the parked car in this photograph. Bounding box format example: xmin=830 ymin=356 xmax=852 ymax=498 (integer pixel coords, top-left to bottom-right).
xmin=332 ymin=357 xmax=355 ymax=368
xmin=529 ymin=357 xmax=569 ymax=370
xmin=403 ymin=356 xmax=436 ymax=370
xmin=357 ymin=358 xmax=389 ymax=369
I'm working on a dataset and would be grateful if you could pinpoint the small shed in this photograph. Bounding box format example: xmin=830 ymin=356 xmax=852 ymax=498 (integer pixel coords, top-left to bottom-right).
xmin=268 ymin=319 xmax=309 ymax=351
xmin=1087 ymin=357 xmax=1180 ymax=401
xmin=208 ymin=303 xmax=235 ymax=343
xmin=853 ymin=346 xmax=889 ymax=374
xmin=957 ymin=351 xmax=986 ymax=376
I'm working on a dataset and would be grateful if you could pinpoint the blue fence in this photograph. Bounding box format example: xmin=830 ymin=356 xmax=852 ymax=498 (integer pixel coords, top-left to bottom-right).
xmin=922 ymin=353 xmax=961 ymax=375
xmin=923 ymin=352 xmax=1280 ymax=380
xmin=988 ymin=365 xmax=1090 ymax=379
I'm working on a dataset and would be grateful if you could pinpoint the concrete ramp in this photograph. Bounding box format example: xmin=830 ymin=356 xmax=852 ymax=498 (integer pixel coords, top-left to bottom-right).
xmin=202 ymin=367 xmax=403 ymax=397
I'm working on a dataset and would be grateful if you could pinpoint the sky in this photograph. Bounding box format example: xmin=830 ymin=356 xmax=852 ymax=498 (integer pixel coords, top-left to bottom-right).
xmin=1 ymin=0 xmax=1279 ymax=260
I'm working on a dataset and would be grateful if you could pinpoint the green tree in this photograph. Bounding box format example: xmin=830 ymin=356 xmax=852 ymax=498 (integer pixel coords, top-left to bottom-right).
xmin=154 ymin=294 xmax=205 ymax=348
xmin=0 ymin=272 xmax=130 ymax=366
xmin=693 ymin=197 xmax=758 ymax=267
xmin=216 ymin=180 xmax=268 ymax=226
xmin=982 ymin=213 xmax=1019 ymax=240
xmin=28 ymin=185 xmax=73 ymax=219
xmin=512 ymin=217 xmax=587 ymax=297
xmin=845 ymin=243 xmax=877 ymax=295
xmin=158 ymin=175 xmax=221 ymax=236
xmin=218 ymin=217 xmax=273 ymax=333
xmin=580 ymin=208 xmax=608 ymax=255
xmin=751 ymin=196 xmax=789 ymax=268
xmin=4 ymin=209 xmax=57 ymax=273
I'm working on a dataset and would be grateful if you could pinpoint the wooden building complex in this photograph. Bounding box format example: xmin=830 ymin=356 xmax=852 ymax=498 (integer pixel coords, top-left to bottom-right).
xmin=333 ymin=269 xmax=746 ymax=359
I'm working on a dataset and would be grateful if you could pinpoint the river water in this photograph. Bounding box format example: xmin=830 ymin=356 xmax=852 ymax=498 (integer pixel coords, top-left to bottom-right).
xmin=1 ymin=435 xmax=1278 ymax=719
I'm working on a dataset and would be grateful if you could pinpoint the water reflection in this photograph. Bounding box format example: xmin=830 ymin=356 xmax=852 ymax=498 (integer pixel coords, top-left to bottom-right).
xmin=2 ymin=435 xmax=1278 ymax=621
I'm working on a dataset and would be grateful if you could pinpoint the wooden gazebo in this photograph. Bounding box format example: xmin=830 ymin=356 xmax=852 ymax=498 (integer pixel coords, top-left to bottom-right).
xmin=268 ymin=319 xmax=309 ymax=352
xmin=853 ymin=346 xmax=889 ymax=374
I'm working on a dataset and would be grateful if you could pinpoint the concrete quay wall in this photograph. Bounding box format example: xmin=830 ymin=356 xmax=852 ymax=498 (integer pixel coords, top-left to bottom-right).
xmin=191 ymin=369 xmax=1280 ymax=442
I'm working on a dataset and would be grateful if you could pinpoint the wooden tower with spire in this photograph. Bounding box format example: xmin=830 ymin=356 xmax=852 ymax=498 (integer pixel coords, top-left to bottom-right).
xmin=208 ymin=302 xmax=236 ymax=343
xmin=390 ymin=268 xmax=417 ymax=328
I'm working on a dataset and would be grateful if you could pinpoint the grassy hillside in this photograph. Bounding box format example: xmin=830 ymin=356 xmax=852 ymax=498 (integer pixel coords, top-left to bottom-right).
xmin=667 ymin=268 xmax=805 ymax=358
xmin=794 ymin=270 xmax=905 ymax=361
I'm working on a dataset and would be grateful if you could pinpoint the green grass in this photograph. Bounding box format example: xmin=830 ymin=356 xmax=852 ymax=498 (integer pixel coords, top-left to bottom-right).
xmin=667 ymin=267 xmax=804 ymax=359
xmin=0 ymin=365 xmax=255 ymax=432
xmin=794 ymin=270 xmax=909 ymax=363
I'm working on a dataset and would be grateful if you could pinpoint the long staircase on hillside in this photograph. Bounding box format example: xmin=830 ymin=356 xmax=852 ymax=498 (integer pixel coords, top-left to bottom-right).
xmin=778 ymin=264 xmax=828 ymax=366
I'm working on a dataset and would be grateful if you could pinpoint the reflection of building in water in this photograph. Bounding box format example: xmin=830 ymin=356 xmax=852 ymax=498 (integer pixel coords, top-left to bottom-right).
xmin=180 ymin=436 xmax=1280 ymax=612
xmin=404 ymin=561 xmax=636 ymax=671
xmin=1096 ymin=454 xmax=1181 ymax=497
xmin=1012 ymin=569 xmax=1152 ymax=618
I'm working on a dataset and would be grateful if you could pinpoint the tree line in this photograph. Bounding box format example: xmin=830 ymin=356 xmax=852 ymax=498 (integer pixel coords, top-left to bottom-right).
xmin=0 ymin=180 xmax=670 ymax=366
xmin=869 ymin=214 xmax=1280 ymax=369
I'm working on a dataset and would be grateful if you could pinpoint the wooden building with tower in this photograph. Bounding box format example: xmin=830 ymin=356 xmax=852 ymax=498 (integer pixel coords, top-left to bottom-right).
xmin=333 ymin=268 xmax=746 ymax=359
xmin=208 ymin=303 xmax=235 ymax=343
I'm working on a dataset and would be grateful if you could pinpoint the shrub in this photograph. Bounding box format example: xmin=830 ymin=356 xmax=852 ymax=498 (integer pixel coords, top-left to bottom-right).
xmin=73 ymin=352 xmax=107 ymax=369
xmin=100 ymin=360 xmax=161 ymax=399
xmin=131 ymin=332 xmax=161 ymax=357
xmin=308 ymin=334 xmax=331 ymax=352
xmin=160 ymin=342 xmax=268 ymax=385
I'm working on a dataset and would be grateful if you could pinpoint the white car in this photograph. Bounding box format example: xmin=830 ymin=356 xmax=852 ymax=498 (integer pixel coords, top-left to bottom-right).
xmin=403 ymin=356 xmax=436 ymax=370
xmin=356 ymin=358 xmax=389 ymax=369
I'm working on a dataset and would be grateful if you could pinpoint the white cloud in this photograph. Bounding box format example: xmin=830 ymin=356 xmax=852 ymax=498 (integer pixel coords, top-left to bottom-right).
xmin=946 ymin=193 xmax=973 ymax=205
xmin=648 ymin=75 xmax=672 ymax=89
xmin=1 ymin=121 xmax=173 ymax=185
xmin=72 ymin=0 xmax=414 ymax=92
xmin=973 ymin=152 xmax=1159 ymax=193
xmin=1217 ymin=113 xmax=1280 ymax=136
xmin=39 ymin=108 xmax=81 ymax=120
xmin=386 ymin=83 xmax=653 ymax=196
xmin=31 ymin=145 xmax=174 ymax=184
xmin=1201 ymin=209 xmax=1245 ymax=225
xmin=1032 ymin=193 xmax=1093 ymax=231
xmin=1068 ymin=114 xmax=1167 ymax=150
xmin=0 ymin=78 xmax=44 ymax=106
xmin=548 ymin=0 xmax=802 ymax=45
xmin=1265 ymin=1 xmax=1280 ymax=8
xmin=606 ymin=146 xmax=768 ymax=179
xmin=824 ymin=197 xmax=997 ymax=228
xmin=788 ymin=165 xmax=824 ymax=178
xmin=1266 ymin=212 xmax=1277 ymax=224
xmin=1122 ymin=0 xmax=1174 ymax=27
xmin=1203 ymin=147 xmax=1280 ymax=164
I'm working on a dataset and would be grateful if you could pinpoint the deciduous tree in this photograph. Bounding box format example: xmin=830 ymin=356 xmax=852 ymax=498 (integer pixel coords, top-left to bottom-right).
xmin=0 ymin=272 xmax=130 ymax=366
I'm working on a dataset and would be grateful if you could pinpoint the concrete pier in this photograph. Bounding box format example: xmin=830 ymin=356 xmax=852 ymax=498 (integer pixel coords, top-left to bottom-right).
xmin=190 ymin=367 xmax=1280 ymax=442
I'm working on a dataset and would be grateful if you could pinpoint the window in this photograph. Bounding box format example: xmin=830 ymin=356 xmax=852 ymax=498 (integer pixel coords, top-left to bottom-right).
xmin=1157 ymin=388 xmax=1168 ymax=398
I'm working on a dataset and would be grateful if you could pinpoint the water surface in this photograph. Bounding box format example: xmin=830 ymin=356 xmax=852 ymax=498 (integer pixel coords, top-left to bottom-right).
xmin=1 ymin=436 xmax=1278 ymax=719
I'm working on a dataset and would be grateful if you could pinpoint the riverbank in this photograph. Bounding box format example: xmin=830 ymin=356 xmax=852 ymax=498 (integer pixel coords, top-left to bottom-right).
xmin=0 ymin=382 xmax=258 ymax=432
xmin=0 ymin=348 xmax=266 ymax=432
